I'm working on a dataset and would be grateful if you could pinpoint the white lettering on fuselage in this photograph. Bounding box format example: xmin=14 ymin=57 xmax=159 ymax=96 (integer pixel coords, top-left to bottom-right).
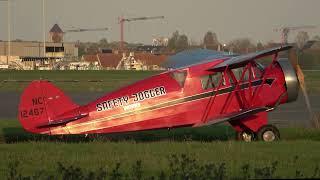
xmin=96 ymin=96 xmax=129 ymax=112
xmin=96 ymin=86 xmax=166 ymax=112
xmin=132 ymin=86 xmax=166 ymax=102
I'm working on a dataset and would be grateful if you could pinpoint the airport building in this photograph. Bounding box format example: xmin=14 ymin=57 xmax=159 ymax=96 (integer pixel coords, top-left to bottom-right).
xmin=0 ymin=41 xmax=78 ymax=70
xmin=0 ymin=41 xmax=78 ymax=58
xmin=0 ymin=24 xmax=78 ymax=70
xmin=0 ymin=23 xmax=167 ymax=70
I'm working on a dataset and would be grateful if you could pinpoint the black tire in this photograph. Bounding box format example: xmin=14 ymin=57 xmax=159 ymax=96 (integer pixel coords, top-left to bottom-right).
xmin=236 ymin=131 xmax=255 ymax=142
xmin=256 ymin=124 xmax=280 ymax=142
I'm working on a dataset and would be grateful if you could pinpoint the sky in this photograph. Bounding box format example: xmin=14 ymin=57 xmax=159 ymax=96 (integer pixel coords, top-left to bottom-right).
xmin=0 ymin=0 xmax=320 ymax=44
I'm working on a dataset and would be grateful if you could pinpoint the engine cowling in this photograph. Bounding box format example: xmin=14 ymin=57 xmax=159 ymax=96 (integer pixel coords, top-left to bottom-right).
xmin=277 ymin=58 xmax=299 ymax=103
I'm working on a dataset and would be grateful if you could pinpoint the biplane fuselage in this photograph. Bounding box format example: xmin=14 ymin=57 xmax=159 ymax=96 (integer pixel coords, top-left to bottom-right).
xmin=53 ymin=60 xmax=283 ymax=135
xmin=18 ymin=46 xmax=299 ymax=141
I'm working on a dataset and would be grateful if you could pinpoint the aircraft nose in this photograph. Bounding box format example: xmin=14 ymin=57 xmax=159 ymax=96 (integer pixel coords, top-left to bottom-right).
xmin=277 ymin=58 xmax=299 ymax=103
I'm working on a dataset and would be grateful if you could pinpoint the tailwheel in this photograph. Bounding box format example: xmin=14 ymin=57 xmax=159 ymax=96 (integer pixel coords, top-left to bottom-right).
xmin=236 ymin=131 xmax=255 ymax=142
xmin=256 ymin=124 xmax=280 ymax=142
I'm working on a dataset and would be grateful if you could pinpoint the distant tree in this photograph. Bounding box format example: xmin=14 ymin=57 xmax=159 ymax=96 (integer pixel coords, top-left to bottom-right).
xmin=176 ymin=34 xmax=189 ymax=52
xmin=77 ymin=42 xmax=87 ymax=57
xmin=295 ymin=31 xmax=309 ymax=49
xmin=108 ymin=41 xmax=121 ymax=49
xmin=167 ymin=31 xmax=190 ymax=52
xmin=228 ymin=38 xmax=255 ymax=53
xmin=167 ymin=31 xmax=179 ymax=51
xmin=99 ymin=38 xmax=109 ymax=48
xmin=256 ymin=41 xmax=264 ymax=51
xmin=203 ymin=31 xmax=219 ymax=50
xmin=84 ymin=42 xmax=99 ymax=55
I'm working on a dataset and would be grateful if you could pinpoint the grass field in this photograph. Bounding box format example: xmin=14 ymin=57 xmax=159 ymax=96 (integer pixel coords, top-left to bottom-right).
xmin=0 ymin=70 xmax=319 ymax=93
xmin=0 ymin=70 xmax=159 ymax=93
xmin=1 ymin=120 xmax=320 ymax=179
xmin=304 ymin=70 xmax=320 ymax=93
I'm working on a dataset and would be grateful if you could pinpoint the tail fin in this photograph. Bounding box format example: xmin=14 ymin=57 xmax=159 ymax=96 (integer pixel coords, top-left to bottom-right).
xmin=18 ymin=80 xmax=79 ymax=134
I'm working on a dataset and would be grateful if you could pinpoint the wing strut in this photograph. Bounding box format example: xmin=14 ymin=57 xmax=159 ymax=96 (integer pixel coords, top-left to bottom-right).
xmin=250 ymin=52 xmax=279 ymax=106
xmin=201 ymin=67 xmax=229 ymax=123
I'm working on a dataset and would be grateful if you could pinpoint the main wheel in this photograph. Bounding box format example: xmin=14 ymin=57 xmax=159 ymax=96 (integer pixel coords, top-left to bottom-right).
xmin=256 ymin=124 xmax=280 ymax=142
xmin=236 ymin=131 xmax=255 ymax=142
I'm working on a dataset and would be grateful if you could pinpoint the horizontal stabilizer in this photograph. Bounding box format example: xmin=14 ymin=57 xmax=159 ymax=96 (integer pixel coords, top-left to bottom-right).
xmin=194 ymin=107 xmax=268 ymax=127
xmin=37 ymin=113 xmax=88 ymax=128
xmin=208 ymin=45 xmax=292 ymax=71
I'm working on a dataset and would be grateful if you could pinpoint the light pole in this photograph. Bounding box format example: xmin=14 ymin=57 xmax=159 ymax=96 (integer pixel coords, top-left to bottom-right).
xmin=0 ymin=0 xmax=10 ymax=65
xmin=42 ymin=0 xmax=46 ymax=57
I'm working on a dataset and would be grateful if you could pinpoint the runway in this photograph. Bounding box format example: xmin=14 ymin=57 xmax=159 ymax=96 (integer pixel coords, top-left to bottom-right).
xmin=0 ymin=91 xmax=318 ymax=127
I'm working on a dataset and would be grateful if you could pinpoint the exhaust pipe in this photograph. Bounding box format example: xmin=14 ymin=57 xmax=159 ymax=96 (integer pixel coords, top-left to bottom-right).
xmin=277 ymin=58 xmax=299 ymax=103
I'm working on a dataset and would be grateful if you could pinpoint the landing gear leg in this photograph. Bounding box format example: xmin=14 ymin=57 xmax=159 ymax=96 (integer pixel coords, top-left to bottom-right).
xmin=230 ymin=112 xmax=268 ymax=142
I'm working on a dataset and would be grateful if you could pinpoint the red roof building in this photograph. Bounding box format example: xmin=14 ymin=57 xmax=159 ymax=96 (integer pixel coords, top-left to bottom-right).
xmin=97 ymin=53 xmax=122 ymax=69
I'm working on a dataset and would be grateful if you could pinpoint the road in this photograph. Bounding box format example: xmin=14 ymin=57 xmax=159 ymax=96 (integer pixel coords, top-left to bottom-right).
xmin=0 ymin=91 xmax=318 ymax=127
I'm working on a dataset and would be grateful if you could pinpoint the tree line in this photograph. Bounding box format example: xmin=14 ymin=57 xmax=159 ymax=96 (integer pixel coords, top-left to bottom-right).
xmin=77 ymin=30 xmax=320 ymax=56
xmin=165 ymin=30 xmax=320 ymax=54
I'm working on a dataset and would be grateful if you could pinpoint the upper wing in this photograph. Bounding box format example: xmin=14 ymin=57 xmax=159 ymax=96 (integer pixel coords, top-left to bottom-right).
xmin=162 ymin=49 xmax=235 ymax=69
xmin=208 ymin=45 xmax=292 ymax=71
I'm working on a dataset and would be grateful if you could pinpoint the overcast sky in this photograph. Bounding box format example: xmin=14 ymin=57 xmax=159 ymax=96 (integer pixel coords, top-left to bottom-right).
xmin=0 ymin=0 xmax=320 ymax=44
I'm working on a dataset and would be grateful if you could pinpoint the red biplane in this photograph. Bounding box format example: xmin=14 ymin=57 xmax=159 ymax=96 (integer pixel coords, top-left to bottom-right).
xmin=18 ymin=45 xmax=299 ymax=142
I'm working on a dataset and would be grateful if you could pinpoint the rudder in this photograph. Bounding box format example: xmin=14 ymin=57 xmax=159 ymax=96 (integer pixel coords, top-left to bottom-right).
xmin=18 ymin=80 xmax=79 ymax=134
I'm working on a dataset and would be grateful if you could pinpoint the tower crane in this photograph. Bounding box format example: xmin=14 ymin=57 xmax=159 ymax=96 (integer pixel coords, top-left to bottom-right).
xmin=118 ymin=16 xmax=164 ymax=50
xmin=61 ymin=27 xmax=108 ymax=43
xmin=64 ymin=27 xmax=108 ymax=33
xmin=274 ymin=25 xmax=317 ymax=44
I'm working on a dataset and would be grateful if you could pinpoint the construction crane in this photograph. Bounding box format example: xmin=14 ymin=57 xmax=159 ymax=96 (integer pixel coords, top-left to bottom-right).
xmin=118 ymin=16 xmax=165 ymax=50
xmin=49 ymin=24 xmax=108 ymax=44
xmin=274 ymin=25 xmax=317 ymax=44
xmin=64 ymin=27 xmax=108 ymax=33
xmin=61 ymin=27 xmax=108 ymax=43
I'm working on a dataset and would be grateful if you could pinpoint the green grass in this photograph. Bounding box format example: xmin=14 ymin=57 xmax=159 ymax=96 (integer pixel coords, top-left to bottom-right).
xmin=2 ymin=141 xmax=320 ymax=179
xmin=305 ymin=71 xmax=320 ymax=80
xmin=0 ymin=70 xmax=159 ymax=92
xmin=305 ymin=70 xmax=320 ymax=93
xmin=1 ymin=120 xmax=320 ymax=178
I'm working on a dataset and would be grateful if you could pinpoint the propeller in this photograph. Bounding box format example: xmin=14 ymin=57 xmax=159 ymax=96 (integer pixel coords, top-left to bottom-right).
xmin=288 ymin=44 xmax=319 ymax=128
